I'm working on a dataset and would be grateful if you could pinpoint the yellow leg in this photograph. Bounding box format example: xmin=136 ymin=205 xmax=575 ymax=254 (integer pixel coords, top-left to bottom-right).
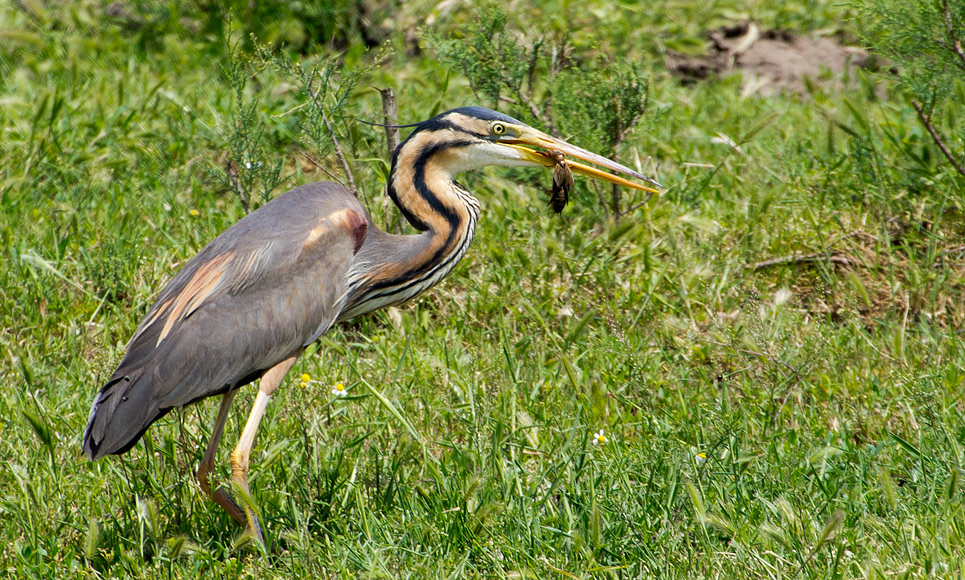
xmin=196 ymin=390 xmax=246 ymax=526
xmin=229 ymin=354 xmax=300 ymax=544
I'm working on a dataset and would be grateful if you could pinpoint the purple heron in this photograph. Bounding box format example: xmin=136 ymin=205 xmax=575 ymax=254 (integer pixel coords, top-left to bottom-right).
xmin=83 ymin=106 xmax=660 ymax=542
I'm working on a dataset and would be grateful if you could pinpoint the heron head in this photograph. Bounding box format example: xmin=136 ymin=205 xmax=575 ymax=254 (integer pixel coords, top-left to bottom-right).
xmin=400 ymin=106 xmax=661 ymax=194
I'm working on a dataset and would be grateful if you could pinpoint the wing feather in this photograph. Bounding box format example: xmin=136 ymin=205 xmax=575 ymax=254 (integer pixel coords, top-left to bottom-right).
xmin=84 ymin=182 xmax=370 ymax=459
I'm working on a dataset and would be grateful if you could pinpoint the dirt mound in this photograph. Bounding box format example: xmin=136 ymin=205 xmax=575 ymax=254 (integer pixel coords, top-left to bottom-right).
xmin=666 ymin=23 xmax=870 ymax=96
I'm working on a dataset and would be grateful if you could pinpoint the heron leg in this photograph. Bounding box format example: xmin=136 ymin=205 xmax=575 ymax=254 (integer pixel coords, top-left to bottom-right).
xmin=196 ymin=389 xmax=247 ymax=526
xmin=229 ymin=354 xmax=300 ymax=544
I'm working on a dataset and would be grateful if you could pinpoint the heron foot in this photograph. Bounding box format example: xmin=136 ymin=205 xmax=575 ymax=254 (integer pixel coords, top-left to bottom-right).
xmin=244 ymin=512 xmax=264 ymax=547
xmin=198 ymin=463 xmax=265 ymax=546
xmin=232 ymin=519 xmax=266 ymax=551
xmin=230 ymin=477 xmax=265 ymax=546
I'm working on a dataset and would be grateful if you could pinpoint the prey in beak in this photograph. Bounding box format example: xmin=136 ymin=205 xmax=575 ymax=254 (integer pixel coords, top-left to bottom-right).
xmin=496 ymin=124 xmax=661 ymax=212
xmin=546 ymin=150 xmax=575 ymax=213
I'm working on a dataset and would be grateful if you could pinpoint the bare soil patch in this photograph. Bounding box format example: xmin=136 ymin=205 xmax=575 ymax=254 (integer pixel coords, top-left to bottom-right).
xmin=667 ymin=22 xmax=870 ymax=95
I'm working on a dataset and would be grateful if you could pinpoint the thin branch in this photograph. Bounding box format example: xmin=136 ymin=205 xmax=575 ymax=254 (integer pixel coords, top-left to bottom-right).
xmin=706 ymin=339 xmax=800 ymax=379
xmin=938 ymin=244 xmax=965 ymax=256
xmin=526 ymin=41 xmax=542 ymax=100
xmin=826 ymin=229 xmax=880 ymax=246
xmin=320 ymin=109 xmax=356 ymax=195
xmin=608 ymin=96 xmax=647 ymax=219
xmin=940 ymin=0 xmax=965 ymax=70
xmin=613 ymin=109 xmax=646 ymax=152
xmin=305 ymin=80 xmax=357 ymax=195
xmin=225 ymin=159 xmax=249 ymax=213
xmin=378 ymin=88 xmax=400 ymax=156
xmin=500 ymin=71 xmax=543 ymax=124
xmin=912 ymin=99 xmax=965 ymax=178
xmin=300 ymin=152 xmax=342 ymax=183
xmin=624 ymin=192 xmax=657 ymax=214
xmin=497 ymin=92 xmax=557 ymax=137
xmin=378 ymin=88 xmax=403 ymax=234
xmin=610 ymin=184 xmax=622 ymax=221
xmin=744 ymin=252 xmax=852 ymax=271
xmin=542 ymin=36 xmax=569 ymax=133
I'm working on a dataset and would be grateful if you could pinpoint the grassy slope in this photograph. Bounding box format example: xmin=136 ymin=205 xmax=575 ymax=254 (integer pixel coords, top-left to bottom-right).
xmin=1 ymin=1 xmax=964 ymax=578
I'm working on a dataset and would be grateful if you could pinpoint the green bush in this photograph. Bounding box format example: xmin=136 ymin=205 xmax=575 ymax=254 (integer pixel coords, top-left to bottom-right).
xmin=858 ymin=0 xmax=965 ymax=180
xmin=427 ymin=8 xmax=653 ymax=220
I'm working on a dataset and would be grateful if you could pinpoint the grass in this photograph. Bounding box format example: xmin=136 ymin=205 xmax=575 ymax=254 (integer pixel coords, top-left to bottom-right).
xmin=2 ymin=0 xmax=965 ymax=578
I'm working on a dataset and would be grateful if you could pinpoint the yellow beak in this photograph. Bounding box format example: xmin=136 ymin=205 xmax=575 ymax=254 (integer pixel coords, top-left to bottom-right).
xmin=501 ymin=127 xmax=661 ymax=194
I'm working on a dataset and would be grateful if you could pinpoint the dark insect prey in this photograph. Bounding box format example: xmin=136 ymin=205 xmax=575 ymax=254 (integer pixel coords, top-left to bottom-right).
xmin=547 ymin=149 xmax=574 ymax=213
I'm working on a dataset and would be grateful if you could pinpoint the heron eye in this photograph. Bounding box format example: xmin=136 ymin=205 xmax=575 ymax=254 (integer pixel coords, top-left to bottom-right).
xmin=491 ymin=122 xmax=506 ymax=136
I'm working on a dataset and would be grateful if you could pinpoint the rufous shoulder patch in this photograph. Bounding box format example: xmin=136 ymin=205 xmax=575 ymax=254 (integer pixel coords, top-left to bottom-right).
xmin=303 ymin=207 xmax=367 ymax=255
xmin=342 ymin=208 xmax=367 ymax=254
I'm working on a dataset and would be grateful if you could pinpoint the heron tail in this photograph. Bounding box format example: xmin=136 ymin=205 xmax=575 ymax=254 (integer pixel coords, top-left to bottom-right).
xmin=83 ymin=368 xmax=168 ymax=460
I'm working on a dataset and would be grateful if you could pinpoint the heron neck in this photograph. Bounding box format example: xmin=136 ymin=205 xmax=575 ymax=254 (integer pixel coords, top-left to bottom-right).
xmin=338 ymin=145 xmax=480 ymax=320
xmin=385 ymin=128 xmax=482 ymax=234
xmin=381 ymin=132 xmax=482 ymax=285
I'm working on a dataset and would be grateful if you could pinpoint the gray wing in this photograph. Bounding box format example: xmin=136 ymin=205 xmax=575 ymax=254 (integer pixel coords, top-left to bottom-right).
xmin=83 ymin=182 xmax=369 ymax=459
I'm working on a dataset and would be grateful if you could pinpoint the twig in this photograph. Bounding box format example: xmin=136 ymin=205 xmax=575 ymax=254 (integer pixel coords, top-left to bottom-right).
xmin=305 ymin=81 xmax=357 ymax=195
xmin=614 ymin=109 xmax=646 ymax=152
xmin=940 ymin=0 xmax=965 ymax=70
xmin=378 ymin=87 xmax=403 ymax=234
xmin=912 ymin=99 xmax=965 ymax=179
xmin=938 ymin=244 xmax=965 ymax=256
xmin=608 ymin=105 xmax=649 ymax=220
xmin=551 ymin=34 xmax=570 ymax=77
xmin=498 ymin=95 xmax=521 ymax=107
xmin=225 ymin=159 xmax=249 ymax=213
xmin=624 ymin=191 xmax=657 ymax=214
xmin=826 ymin=229 xmax=879 ymax=246
xmin=611 ymin=184 xmax=623 ymax=221
xmin=378 ymin=88 xmax=400 ymax=156
xmin=320 ymin=109 xmax=356 ymax=195
xmin=723 ymin=22 xmax=761 ymax=70
xmin=500 ymin=71 xmax=543 ymax=124
xmin=300 ymin=152 xmax=342 ymax=182
xmin=706 ymin=340 xmax=800 ymax=378
xmin=744 ymin=252 xmax=852 ymax=271
xmin=542 ymin=37 xmax=569 ymax=133
xmin=526 ymin=41 xmax=542 ymax=103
